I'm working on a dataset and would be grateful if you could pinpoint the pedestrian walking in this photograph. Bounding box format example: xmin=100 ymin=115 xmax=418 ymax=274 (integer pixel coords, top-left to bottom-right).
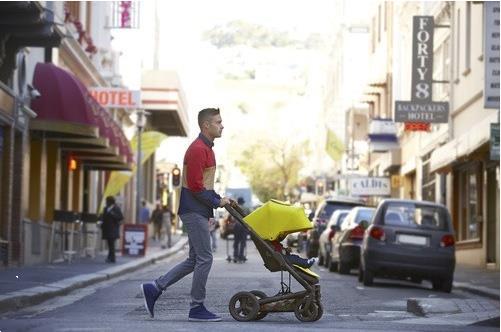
xmin=150 ymin=203 xmax=163 ymax=241
xmin=141 ymin=108 xmax=230 ymax=322
xmin=161 ymin=205 xmax=174 ymax=249
xmin=99 ymin=196 xmax=123 ymax=263
xmin=208 ymin=217 xmax=218 ymax=252
xmin=232 ymin=197 xmax=249 ymax=262
xmin=139 ymin=200 xmax=150 ymax=225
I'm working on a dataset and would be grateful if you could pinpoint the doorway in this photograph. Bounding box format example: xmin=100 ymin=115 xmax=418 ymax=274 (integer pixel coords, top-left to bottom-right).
xmin=486 ymin=166 xmax=499 ymax=265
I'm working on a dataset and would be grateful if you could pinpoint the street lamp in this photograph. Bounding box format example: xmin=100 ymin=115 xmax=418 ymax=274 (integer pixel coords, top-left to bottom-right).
xmin=135 ymin=109 xmax=149 ymax=224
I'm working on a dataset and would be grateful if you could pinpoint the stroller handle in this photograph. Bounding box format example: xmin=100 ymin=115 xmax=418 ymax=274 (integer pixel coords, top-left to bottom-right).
xmin=224 ymin=200 xmax=248 ymax=218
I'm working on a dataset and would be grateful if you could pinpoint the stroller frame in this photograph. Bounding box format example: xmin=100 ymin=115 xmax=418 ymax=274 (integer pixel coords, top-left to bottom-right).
xmin=225 ymin=203 xmax=322 ymax=322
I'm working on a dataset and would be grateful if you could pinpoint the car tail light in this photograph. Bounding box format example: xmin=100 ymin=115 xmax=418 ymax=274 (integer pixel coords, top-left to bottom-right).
xmin=440 ymin=234 xmax=455 ymax=247
xmin=349 ymin=225 xmax=365 ymax=240
xmin=369 ymin=226 xmax=385 ymax=241
xmin=328 ymin=230 xmax=336 ymax=241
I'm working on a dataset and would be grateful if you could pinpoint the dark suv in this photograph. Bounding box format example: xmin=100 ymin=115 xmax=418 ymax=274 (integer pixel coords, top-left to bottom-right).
xmin=306 ymin=197 xmax=365 ymax=258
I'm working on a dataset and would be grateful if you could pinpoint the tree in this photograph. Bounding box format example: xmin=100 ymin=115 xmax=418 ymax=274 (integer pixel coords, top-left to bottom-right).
xmin=236 ymin=138 xmax=309 ymax=202
xmin=202 ymin=20 xmax=324 ymax=49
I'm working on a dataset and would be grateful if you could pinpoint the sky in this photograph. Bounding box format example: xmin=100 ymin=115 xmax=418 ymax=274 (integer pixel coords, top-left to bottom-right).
xmin=112 ymin=0 xmax=339 ymax=186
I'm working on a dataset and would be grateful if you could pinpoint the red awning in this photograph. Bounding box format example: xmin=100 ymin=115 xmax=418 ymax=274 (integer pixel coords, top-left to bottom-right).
xmin=31 ymin=63 xmax=99 ymax=137
xmin=30 ymin=62 xmax=133 ymax=168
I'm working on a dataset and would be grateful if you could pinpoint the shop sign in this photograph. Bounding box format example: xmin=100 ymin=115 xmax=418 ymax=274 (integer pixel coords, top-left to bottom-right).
xmin=491 ymin=123 xmax=500 ymax=161
xmin=89 ymin=88 xmax=141 ymax=109
xmin=395 ymin=16 xmax=449 ymax=123
xmin=349 ymin=177 xmax=391 ymax=196
xmin=484 ymin=2 xmax=500 ymax=109
xmin=368 ymin=119 xmax=399 ymax=152
xmin=122 ymin=224 xmax=147 ymax=256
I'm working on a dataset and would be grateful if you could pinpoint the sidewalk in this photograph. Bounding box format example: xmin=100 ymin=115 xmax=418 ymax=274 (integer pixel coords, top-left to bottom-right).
xmin=453 ymin=264 xmax=500 ymax=300
xmin=0 ymin=231 xmax=188 ymax=314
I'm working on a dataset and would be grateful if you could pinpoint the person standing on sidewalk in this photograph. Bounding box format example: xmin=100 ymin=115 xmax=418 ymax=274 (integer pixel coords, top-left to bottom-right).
xmin=141 ymin=108 xmax=230 ymax=322
xmin=208 ymin=216 xmax=219 ymax=252
xmin=100 ymin=196 xmax=124 ymax=263
xmin=139 ymin=200 xmax=150 ymax=225
xmin=161 ymin=204 xmax=174 ymax=249
xmin=150 ymin=203 xmax=163 ymax=241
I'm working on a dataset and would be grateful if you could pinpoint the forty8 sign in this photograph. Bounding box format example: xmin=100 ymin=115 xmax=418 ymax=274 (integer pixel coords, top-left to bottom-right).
xmin=395 ymin=16 xmax=449 ymax=123
xmin=411 ymin=16 xmax=433 ymax=101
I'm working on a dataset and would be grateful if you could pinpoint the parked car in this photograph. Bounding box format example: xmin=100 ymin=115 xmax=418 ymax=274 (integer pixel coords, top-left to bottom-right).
xmin=329 ymin=207 xmax=376 ymax=273
xmin=359 ymin=199 xmax=455 ymax=293
xmin=306 ymin=197 xmax=365 ymax=258
xmin=317 ymin=209 xmax=350 ymax=267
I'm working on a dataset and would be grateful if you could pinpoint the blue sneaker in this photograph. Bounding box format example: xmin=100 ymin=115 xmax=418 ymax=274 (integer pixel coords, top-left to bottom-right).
xmin=141 ymin=283 xmax=161 ymax=318
xmin=188 ymin=304 xmax=222 ymax=322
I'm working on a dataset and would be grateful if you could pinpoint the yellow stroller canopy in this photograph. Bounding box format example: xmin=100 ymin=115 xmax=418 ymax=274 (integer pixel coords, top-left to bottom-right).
xmin=243 ymin=199 xmax=312 ymax=241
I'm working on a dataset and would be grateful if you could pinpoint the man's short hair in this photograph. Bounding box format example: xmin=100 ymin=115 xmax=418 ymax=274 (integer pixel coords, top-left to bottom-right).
xmin=198 ymin=108 xmax=220 ymax=127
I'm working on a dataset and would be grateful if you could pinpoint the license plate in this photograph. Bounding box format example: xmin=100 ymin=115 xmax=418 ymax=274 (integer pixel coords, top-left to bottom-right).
xmin=397 ymin=234 xmax=428 ymax=246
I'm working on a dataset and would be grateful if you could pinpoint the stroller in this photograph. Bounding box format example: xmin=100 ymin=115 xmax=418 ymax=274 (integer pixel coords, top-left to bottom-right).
xmin=225 ymin=199 xmax=322 ymax=322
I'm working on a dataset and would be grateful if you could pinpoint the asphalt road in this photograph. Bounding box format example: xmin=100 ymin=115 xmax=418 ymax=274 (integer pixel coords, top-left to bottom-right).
xmin=0 ymin=241 xmax=498 ymax=332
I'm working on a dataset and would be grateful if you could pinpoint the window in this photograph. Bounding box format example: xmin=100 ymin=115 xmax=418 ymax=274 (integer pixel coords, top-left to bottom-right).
xmin=455 ymin=163 xmax=482 ymax=241
xmin=467 ymin=173 xmax=478 ymax=238
xmin=455 ymin=9 xmax=461 ymax=82
xmin=378 ymin=5 xmax=382 ymax=42
xmin=383 ymin=203 xmax=450 ymax=231
xmin=422 ymin=152 xmax=436 ymax=202
xmin=464 ymin=2 xmax=471 ymax=74
xmin=371 ymin=16 xmax=376 ymax=53
xmin=433 ymin=37 xmax=451 ymax=99
xmin=384 ymin=2 xmax=388 ymax=31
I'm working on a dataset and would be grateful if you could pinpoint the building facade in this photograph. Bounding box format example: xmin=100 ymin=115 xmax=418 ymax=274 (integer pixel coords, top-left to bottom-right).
xmin=347 ymin=1 xmax=499 ymax=269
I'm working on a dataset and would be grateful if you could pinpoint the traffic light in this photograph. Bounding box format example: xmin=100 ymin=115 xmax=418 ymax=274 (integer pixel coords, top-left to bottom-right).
xmin=171 ymin=167 xmax=181 ymax=187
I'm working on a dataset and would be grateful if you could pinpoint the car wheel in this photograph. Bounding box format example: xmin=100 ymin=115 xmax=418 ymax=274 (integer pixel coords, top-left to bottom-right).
xmin=363 ymin=268 xmax=374 ymax=286
xmin=433 ymin=277 xmax=452 ymax=293
xmin=338 ymin=262 xmax=350 ymax=275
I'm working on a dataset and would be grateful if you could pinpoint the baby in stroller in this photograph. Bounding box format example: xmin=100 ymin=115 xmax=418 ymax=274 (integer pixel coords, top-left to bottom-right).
xmin=271 ymin=236 xmax=316 ymax=268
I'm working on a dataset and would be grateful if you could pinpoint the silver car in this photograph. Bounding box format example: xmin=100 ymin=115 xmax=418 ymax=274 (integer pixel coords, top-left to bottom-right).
xmin=317 ymin=209 xmax=350 ymax=268
xmin=359 ymin=199 xmax=455 ymax=292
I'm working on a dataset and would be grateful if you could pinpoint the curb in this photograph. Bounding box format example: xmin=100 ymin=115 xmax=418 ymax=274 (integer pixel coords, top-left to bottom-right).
xmin=0 ymin=237 xmax=188 ymax=314
xmin=407 ymin=298 xmax=462 ymax=316
xmin=453 ymin=282 xmax=500 ymax=301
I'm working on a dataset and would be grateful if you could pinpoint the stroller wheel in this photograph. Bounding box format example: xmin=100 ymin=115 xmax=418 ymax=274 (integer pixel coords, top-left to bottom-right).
xmin=294 ymin=298 xmax=323 ymax=322
xmin=250 ymin=290 xmax=268 ymax=320
xmin=229 ymin=291 xmax=259 ymax=322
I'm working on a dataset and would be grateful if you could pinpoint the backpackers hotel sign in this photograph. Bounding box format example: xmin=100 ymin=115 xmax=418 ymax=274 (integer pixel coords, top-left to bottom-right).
xmin=395 ymin=16 xmax=449 ymax=123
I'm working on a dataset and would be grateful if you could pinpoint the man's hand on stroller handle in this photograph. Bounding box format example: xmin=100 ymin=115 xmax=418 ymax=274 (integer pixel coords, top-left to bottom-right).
xmin=219 ymin=197 xmax=231 ymax=207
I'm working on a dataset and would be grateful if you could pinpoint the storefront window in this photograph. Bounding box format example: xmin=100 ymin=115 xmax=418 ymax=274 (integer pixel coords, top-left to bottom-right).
xmin=455 ymin=163 xmax=482 ymax=241
xmin=0 ymin=127 xmax=3 ymax=236
xmin=0 ymin=126 xmax=3 ymax=197
xmin=467 ymin=173 xmax=478 ymax=239
xmin=422 ymin=152 xmax=436 ymax=202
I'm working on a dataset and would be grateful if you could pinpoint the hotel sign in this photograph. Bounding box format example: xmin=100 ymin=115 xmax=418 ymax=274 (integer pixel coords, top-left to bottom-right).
xmin=89 ymin=88 xmax=141 ymax=109
xmin=395 ymin=16 xmax=449 ymax=123
xmin=484 ymin=2 xmax=500 ymax=109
